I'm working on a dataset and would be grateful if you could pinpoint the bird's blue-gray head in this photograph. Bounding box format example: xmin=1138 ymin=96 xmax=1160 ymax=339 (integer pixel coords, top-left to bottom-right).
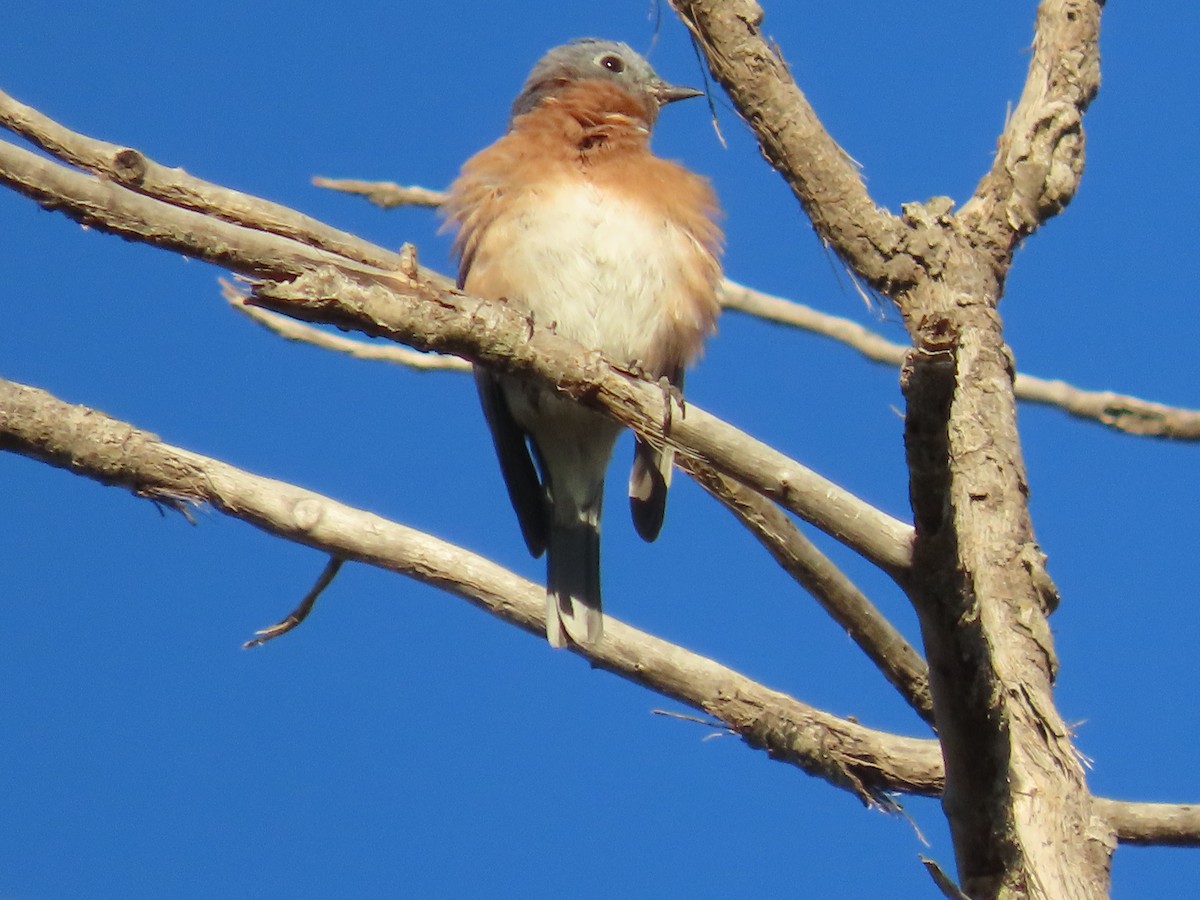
xmin=510 ymin=38 xmax=703 ymax=122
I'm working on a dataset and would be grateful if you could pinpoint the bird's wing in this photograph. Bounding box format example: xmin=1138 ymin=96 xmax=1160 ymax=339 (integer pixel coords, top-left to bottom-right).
xmin=453 ymin=229 xmax=551 ymax=559
xmin=474 ymin=368 xmax=549 ymax=558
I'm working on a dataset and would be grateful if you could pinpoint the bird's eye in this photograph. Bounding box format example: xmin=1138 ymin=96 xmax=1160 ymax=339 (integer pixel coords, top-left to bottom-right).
xmin=598 ymin=54 xmax=625 ymax=74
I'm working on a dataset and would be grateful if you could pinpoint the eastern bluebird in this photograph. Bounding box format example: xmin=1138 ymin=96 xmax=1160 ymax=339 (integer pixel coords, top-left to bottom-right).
xmin=442 ymin=38 xmax=723 ymax=647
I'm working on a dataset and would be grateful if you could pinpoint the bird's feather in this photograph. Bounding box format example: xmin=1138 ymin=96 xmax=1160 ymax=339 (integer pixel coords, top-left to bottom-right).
xmin=629 ymin=369 xmax=684 ymax=542
xmin=545 ymin=512 xmax=603 ymax=648
xmin=474 ymin=370 xmax=549 ymax=557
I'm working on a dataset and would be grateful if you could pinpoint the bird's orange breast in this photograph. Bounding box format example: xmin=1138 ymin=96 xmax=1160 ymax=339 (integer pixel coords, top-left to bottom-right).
xmin=442 ymin=80 xmax=722 ymax=374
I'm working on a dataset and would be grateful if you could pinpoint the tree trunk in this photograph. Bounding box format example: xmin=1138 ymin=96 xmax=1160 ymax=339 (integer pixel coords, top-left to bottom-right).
xmin=902 ymin=228 xmax=1115 ymax=897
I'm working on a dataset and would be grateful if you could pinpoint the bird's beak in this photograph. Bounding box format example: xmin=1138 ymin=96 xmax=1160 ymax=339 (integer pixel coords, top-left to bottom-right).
xmin=652 ymin=81 xmax=704 ymax=106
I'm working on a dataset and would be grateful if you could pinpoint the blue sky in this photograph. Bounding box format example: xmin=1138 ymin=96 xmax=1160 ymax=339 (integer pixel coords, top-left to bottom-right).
xmin=2 ymin=2 xmax=1198 ymax=897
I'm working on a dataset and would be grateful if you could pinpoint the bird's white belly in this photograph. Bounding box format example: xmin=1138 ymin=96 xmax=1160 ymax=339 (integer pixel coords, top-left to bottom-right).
xmin=481 ymin=181 xmax=691 ymax=369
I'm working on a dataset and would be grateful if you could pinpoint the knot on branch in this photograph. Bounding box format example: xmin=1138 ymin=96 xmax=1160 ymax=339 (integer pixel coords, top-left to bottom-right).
xmin=1018 ymin=542 xmax=1060 ymax=617
xmin=111 ymin=148 xmax=147 ymax=185
xmin=900 ymin=198 xmax=958 ymax=280
xmin=1004 ymin=102 xmax=1085 ymax=232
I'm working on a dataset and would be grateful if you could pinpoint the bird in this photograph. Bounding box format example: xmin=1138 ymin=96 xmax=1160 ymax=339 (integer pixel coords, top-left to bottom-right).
xmin=441 ymin=38 xmax=723 ymax=648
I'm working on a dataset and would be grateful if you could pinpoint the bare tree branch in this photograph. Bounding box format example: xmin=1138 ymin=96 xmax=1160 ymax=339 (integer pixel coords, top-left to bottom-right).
xmin=220 ymin=265 xmax=930 ymax=714
xmin=960 ymin=0 xmax=1103 ymax=264
xmin=680 ymin=456 xmax=934 ymax=726
xmin=722 ymin=281 xmax=1200 ymax=440
xmin=249 ymin=268 xmax=915 ymax=573
xmin=308 ymin=180 xmax=1200 ymax=442
xmin=2 ymin=375 xmax=1194 ymax=847
xmin=1093 ymin=800 xmax=1200 ymax=848
xmin=720 ymin=279 xmax=908 ymax=367
xmin=221 ymin=279 xmax=471 ymax=372
xmin=670 ymin=1 xmax=1112 ymax=895
xmin=1012 ymin=377 xmax=1200 ymax=440
xmin=667 ymin=0 xmax=921 ymax=294
xmin=0 ymin=136 xmax=367 ymax=280
xmin=311 ymin=176 xmax=446 ymax=209
xmin=0 ymin=87 xmax=415 ymax=274
xmin=894 ymin=1 xmax=1107 ymax=894
xmin=222 ymin=268 xmax=933 ymax=716
xmin=0 ymin=375 xmax=940 ymax=802
xmin=0 ymin=123 xmax=914 ymax=574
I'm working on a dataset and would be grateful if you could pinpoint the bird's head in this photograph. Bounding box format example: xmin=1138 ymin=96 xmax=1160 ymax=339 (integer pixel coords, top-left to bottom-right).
xmin=510 ymin=38 xmax=702 ymax=124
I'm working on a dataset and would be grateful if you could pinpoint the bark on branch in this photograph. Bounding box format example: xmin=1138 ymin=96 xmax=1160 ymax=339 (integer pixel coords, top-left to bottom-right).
xmin=667 ymin=0 xmax=918 ymax=293
xmin=961 ymin=0 xmax=1104 ymax=267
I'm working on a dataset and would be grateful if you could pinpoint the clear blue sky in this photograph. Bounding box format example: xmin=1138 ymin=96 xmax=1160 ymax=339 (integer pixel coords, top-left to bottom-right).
xmin=3 ymin=2 xmax=1198 ymax=897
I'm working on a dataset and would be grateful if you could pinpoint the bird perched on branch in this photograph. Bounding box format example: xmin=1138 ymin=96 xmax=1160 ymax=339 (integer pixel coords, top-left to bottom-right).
xmin=442 ymin=38 xmax=723 ymax=647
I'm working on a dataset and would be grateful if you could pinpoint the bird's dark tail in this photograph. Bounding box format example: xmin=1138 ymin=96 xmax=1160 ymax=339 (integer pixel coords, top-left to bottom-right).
xmin=545 ymin=512 xmax=603 ymax=648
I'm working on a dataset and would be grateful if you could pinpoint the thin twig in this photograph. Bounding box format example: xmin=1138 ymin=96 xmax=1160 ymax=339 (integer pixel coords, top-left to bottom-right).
xmin=651 ymin=709 xmax=732 ymax=733
xmin=921 ymin=857 xmax=973 ymax=900
xmin=311 ymin=176 xmax=446 ymax=209
xmin=243 ymin=556 xmax=346 ymax=648
xmin=221 ymin=279 xmax=470 ymax=372
xmin=722 ymin=280 xmax=1200 ymax=440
